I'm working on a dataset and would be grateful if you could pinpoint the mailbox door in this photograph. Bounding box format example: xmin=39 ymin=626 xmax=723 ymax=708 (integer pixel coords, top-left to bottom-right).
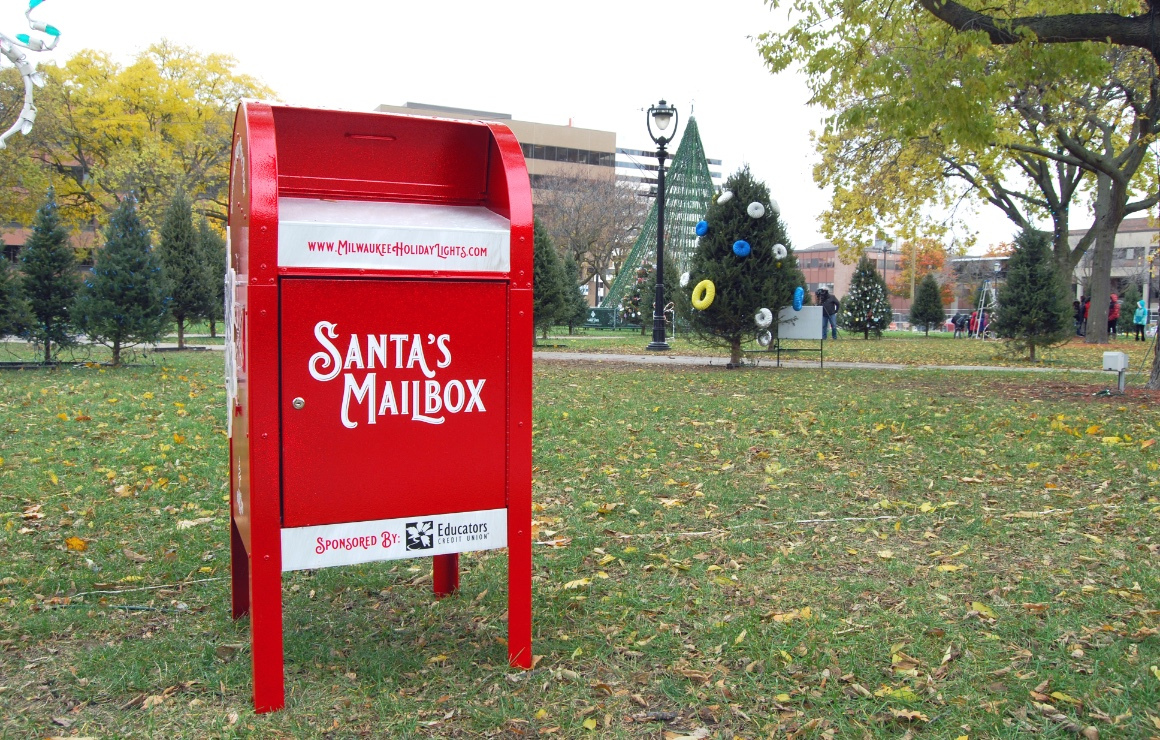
xmin=280 ymin=278 xmax=508 ymax=528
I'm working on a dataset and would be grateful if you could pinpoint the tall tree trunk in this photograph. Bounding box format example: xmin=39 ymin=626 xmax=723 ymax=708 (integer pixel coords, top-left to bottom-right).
xmin=210 ymin=317 xmax=216 ymax=338
xmin=177 ymin=317 xmax=185 ymax=350
xmin=1148 ymin=340 xmax=1160 ymax=390
xmin=1029 ymin=343 xmax=1036 ymax=362
xmin=1084 ymin=174 xmax=1122 ymax=345
xmin=730 ymin=339 xmax=742 ymax=366
xmin=43 ymin=340 xmax=50 ymax=364
xmin=112 ymin=339 xmax=121 ymax=367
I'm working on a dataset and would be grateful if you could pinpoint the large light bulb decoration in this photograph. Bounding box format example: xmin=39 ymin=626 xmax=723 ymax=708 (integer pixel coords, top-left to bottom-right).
xmin=0 ymin=0 xmax=60 ymax=149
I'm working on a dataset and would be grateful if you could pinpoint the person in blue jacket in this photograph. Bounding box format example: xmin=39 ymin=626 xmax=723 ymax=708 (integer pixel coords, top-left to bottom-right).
xmin=1134 ymin=299 xmax=1148 ymax=341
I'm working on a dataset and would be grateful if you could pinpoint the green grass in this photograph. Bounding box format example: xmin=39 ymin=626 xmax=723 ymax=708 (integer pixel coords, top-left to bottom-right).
xmin=1 ymin=350 xmax=1158 ymax=737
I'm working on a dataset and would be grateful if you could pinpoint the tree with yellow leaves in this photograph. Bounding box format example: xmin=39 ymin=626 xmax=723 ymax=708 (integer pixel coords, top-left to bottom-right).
xmin=0 ymin=41 xmax=272 ymax=235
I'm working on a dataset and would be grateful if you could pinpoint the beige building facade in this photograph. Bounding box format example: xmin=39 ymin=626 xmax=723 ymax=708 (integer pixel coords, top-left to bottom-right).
xmin=373 ymin=103 xmax=617 ymax=194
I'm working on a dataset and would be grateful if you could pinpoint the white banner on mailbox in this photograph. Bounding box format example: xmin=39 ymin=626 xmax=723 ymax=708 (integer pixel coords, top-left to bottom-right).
xmin=280 ymin=507 xmax=508 ymax=572
xmin=278 ymin=197 xmax=511 ymax=273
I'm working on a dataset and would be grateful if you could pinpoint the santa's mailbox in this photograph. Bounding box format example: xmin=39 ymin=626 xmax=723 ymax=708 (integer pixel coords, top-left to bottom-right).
xmin=226 ymin=102 xmax=533 ymax=713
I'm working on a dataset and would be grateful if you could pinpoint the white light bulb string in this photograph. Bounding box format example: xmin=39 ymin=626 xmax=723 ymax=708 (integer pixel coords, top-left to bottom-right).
xmin=0 ymin=0 xmax=60 ymax=149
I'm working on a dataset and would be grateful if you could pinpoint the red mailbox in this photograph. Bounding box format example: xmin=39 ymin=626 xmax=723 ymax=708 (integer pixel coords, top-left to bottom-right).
xmin=225 ymin=102 xmax=533 ymax=713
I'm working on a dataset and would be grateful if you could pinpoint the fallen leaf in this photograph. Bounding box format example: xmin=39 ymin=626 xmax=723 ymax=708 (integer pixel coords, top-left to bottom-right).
xmin=970 ymin=601 xmax=997 ymax=619
xmin=176 ymin=517 xmax=214 ymax=530
xmin=582 ymin=717 xmax=597 ymax=730
xmin=65 ymin=536 xmax=87 ymax=552
xmin=889 ymin=708 xmax=930 ymax=723
xmin=877 ymin=550 xmax=894 ymax=559
xmin=563 ymin=578 xmax=590 ymax=590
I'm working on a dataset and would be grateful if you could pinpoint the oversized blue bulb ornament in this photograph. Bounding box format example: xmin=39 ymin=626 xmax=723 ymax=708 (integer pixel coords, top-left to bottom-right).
xmin=732 ymin=240 xmax=751 ymax=258
xmin=793 ymin=287 xmax=804 ymax=311
xmin=695 ymin=220 xmax=709 ymax=237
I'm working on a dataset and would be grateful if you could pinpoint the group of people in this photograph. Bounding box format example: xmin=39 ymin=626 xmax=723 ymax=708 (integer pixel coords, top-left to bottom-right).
xmin=1074 ymin=295 xmax=1149 ymax=341
xmin=949 ymin=310 xmax=988 ymax=338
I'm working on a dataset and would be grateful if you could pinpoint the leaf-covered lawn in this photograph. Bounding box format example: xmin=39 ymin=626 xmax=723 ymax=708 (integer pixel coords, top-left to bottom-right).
xmin=1 ymin=351 xmax=1157 ymax=738
xmin=538 ymin=328 xmax=1156 ymax=374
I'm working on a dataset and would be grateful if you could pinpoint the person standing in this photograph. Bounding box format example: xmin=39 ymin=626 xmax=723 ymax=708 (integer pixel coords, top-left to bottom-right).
xmin=1073 ymin=300 xmax=1084 ymax=336
xmin=1134 ymin=298 xmax=1148 ymax=341
xmin=821 ymin=289 xmax=840 ymax=340
xmin=1082 ymin=296 xmax=1090 ymax=336
xmin=1108 ymin=294 xmax=1120 ymax=338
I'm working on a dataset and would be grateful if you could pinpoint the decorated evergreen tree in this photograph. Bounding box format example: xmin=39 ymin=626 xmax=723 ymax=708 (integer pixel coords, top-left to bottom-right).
xmin=641 ymin=254 xmax=679 ymax=336
xmin=840 ymin=255 xmax=893 ymax=339
xmin=157 ymin=190 xmax=213 ymax=349
xmin=1117 ymin=284 xmax=1141 ymax=338
xmin=623 ymin=261 xmax=651 ymax=326
xmin=683 ymin=166 xmax=804 ymax=364
xmin=532 ymin=217 xmax=568 ymax=341
xmin=198 ymin=218 xmax=227 ymax=338
xmin=0 ymin=256 xmax=30 ymax=339
xmin=909 ymin=272 xmax=945 ymax=336
xmin=992 ymin=229 xmax=1073 ymax=361
xmin=75 ymin=199 xmax=168 ymax=366
xmin=20 ymin=189 xmax=79 ymax=362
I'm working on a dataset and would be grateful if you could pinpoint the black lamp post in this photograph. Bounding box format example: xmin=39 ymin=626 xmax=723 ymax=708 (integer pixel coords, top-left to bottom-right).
xmin=646 ymin=99 xmax=678 ymax=351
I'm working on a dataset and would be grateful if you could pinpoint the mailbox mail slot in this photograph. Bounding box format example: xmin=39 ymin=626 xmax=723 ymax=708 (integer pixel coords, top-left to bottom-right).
xmin=227 ymin=102 xmax=533 ymax=713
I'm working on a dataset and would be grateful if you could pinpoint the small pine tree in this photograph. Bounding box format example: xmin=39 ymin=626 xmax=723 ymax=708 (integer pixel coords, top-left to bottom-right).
xmin=0 ymin=256 xmax=31 ymax=338
xmin=157 ymin=190 xmax=213 ymax=349
xmin=909 ymin=272 xmax=945 ymax=336
xmin=560 ymin=253 xmax=588 ymax=335
xmin=991 ymin=229 xmax=1072 ymax=361
xmin=75 ymin=199 xmax=168 ymax=366
xmin=841 ymin=255 xmax=893 ymax=339
xmin=21 ymin=189 xmax=79 ymax=362
xmin=684 ymin=166 xmax=805 ymax=364
xmin=198 ymin=218 xmax=226 ymax=338
xmin=641 ymin=255 xmax=679 ymax=336
xmin=532 ymin=217 xmax=568 ymax=341
xmin=1117 ymin=284 xmax=1141 ymax=337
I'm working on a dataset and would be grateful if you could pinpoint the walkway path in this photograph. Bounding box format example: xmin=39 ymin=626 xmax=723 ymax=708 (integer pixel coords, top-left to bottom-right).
xmin=534 ymin=350 xmax=1116 ymax=375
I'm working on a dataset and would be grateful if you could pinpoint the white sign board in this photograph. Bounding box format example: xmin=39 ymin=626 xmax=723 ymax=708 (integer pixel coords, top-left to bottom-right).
xmin=777 ymin=306 xmax=824 ymax=340
xmin=278 ymin=197 xmax=511 ymax=273
xmin=281 ymin=507 xmax=508 ymax=571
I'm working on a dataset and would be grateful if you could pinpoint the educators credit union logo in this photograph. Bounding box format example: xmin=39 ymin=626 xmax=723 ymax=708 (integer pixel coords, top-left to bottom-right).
xmin=308 ymin=321 xmax=488 ymax=429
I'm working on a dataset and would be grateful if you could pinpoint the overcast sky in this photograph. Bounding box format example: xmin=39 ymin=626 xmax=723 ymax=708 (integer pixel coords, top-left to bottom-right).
xmin=6 ymin=0 xmax=1019 ymax=251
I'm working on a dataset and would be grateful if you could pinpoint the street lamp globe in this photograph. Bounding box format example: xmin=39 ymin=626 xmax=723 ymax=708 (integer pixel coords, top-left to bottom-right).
xmin=647 ymin=100 xmax=678 ymax=147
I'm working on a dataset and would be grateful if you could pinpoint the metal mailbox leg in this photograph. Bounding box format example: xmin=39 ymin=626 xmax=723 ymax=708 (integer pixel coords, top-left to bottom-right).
xmin=433 ymin=553 xmax=460 ymax=596
xmin=249 ymin=552 xmax=284 ymax=713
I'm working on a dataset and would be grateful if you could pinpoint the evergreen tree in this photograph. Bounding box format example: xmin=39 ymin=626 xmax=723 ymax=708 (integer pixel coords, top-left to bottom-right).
xmin=991 ymin=229 xmax=1072 ymax=361
xmin=683 ymin=166 xmax=805 ymax=364
xmin=909 ymin=272 xmax=945 ymax=336
xmin=74 ymin=199 xmax=168 ymax=366
xmin=532 ymin=217 xmax=568 ymax=341
xmin=0 ymin=256 xmax=31 ymax=339
xmin=560 ymin=252 xmax=588 ymax=335
xmin=198 ymin=218 xmax=227 ymax=338
xmin=1117 ymin=284 xmax=1141 ymax=338
xmin=20 ymin=189 xmax=79 ymax=363
xmin=638 ymin=255 xmax=679 ymax=336
xmin=157 ymin=190 xmax=212 ymax=349
xmin=621 ymin=261 xmax=649 ymax=326
xmin=840 ymin=255 xmax=893 ymax=339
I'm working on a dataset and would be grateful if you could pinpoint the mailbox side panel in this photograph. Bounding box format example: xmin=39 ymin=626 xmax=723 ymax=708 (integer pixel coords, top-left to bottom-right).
xmin=229 ymin=100 xmax=285 ymax=713
xmin=483 ymin=123 xmax=534 ymax=668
